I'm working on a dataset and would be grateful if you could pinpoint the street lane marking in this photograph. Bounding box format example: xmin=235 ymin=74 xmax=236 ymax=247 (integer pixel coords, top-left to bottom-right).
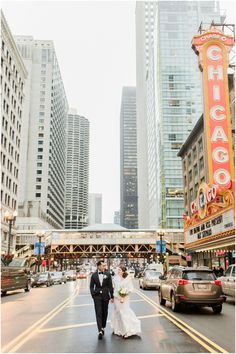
xmin=39 ymin=314 xmax=164 ymax=333
xmin=2 ymin=285 xmax=80 ymax=353
xmin=66 ymin=299 xmax=145 ymax=308
xmin=136 ymin=290 xmax=228 ymax=354
xmin=66 ymin=303 xmax=93 ymax=307
xmin=138 ymin=314 xmax=164 ymax=319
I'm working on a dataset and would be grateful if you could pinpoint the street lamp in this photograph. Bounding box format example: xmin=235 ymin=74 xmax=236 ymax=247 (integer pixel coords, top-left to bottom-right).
xmin=159 ymin=231 xmax=165 ymax=264
xmin=4 ymin=210 xmax=17 ymax=258
xmin=36 ymin=231 xmax=46 ymax=272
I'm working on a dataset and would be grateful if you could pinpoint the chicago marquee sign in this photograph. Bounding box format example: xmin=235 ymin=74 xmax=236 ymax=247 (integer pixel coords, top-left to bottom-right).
xmin=184 ymin=29 xmax=235 ymax=248
xmin=192 ymin=29 xmax=234 ymax=189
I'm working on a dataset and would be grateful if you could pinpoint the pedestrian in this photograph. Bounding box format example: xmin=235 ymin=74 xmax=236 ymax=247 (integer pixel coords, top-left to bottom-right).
xmin=90 ymin=260 xmax=114 ymax=340
xmin=213 ymin=267 xmax=218 ymax=277
xmin=218 ymin=266 xmax=224 ymax=277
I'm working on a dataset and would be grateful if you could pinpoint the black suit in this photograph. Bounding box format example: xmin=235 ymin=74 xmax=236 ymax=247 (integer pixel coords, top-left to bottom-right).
xmin=90 ymin=271 xmax=114 ymax=332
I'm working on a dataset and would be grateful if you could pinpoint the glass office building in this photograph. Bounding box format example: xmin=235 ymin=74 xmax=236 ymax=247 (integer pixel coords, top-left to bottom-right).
xmin=147 ymin=1 xmax=222 ymax=229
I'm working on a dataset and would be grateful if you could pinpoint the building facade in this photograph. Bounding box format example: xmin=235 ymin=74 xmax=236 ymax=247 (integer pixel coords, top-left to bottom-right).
xmin=145 ymin=1 xmax=222 ymax=229
xmin=88 ymin=193 xmax=102 ymax=225
xmin=120 ymin=87 xmax=138 ymax=229
xmin=65 ymin=109 xmax=89 ymax=229
xmin=1 ymin=12 xmax=27 ymax=253
xmin=113 ymin=211 xmax=120 ymax=225
xmin=15 ymin=36 xmax=68 ymax=229
xmin=178 ymin=27 xmax=235 ymax=270
xmin=135 ymin=1 xmax=157 ymax=228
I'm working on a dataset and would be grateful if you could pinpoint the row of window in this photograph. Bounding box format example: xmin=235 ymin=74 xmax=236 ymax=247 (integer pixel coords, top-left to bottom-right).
xmin=1 ymin=190 xmax=17 ymax=209
xmin=2 ymin=40 xmax=24 ymax=89
xmin=183 ymin=138 xmax=203 ymax=169
xmin=1 ymin=172 xmax=18 ymax=194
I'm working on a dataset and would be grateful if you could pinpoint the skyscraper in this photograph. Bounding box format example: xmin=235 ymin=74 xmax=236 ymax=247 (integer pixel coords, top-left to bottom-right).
xmin=120 ymin=87 xmax=138 ymax=229
xmin=16 ymin=36 xmax=68 ymax=229
xmin=135 ymin=1 xmax=157 ymax=229
xmin=1 ymin=12 xmax=27 ymax=253
xmin=138 ymin=1 xmax=222 ymax=229
xmin=88 ymin=193 xmax=102 ymax=225
xmin=65 ymin=109 xmax=89 ymax=229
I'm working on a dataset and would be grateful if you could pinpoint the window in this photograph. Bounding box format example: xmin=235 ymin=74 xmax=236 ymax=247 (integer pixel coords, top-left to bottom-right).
xmin=190 ymin=188 xmax=193 ymax=201
xmin=198 ymin=138 xmax=203 ymax=153
xmin=36 ymin=178 xmax=42 ymax=182
xmin=169 ymin=75 xmax=174 ymax=82
xmin=193 ymin=147 xmax=197 ymax=160
xmin=188 ymin=153 xmax=191 ymax=165
xmin=199 ymin=157 xmax=204 ymax=171
xmin=189 ymin=170 xmax=192 ymax=181
xmin=37 ymin=170 xmax=42 ymax=175
xmin=36 ymin=185 xmax=41 ymax=190
xmin=195 ymin=183 xmax=199 ymax=197
xmin=169 ymin=100 xmax=180 ymax=107
xmin=35 ymin=193 xmax=41 ymax=197
xmin=168 ymin=134 xmax=176 ymax=141
xmin=194 ymin=164 xmax=198 ymax=176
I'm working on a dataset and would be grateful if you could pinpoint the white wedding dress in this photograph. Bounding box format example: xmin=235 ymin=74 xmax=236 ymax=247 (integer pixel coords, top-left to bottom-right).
xmin=110 ymin=275 xmax=141 ymax=337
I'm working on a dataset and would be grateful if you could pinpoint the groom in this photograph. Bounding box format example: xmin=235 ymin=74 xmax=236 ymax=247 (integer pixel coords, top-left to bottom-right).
xmin=90 ymin=260 xmax=114 ymax=340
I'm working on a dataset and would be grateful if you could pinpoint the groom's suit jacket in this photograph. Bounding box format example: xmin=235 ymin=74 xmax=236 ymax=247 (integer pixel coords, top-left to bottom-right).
xmin=90 ymin=271 xmax=114 ymax=301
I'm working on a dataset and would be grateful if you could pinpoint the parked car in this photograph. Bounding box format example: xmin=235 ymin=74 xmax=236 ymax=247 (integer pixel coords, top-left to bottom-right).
xmin=218 ymin=264 xmax=235 ymax=297
xmin=1 ymin=260 xmax=31 ymax=295
xmin=139 ymin=270 xmax=162 ymax=290
xmin=159 ymin=266 xmax=226 ymax=313
xmin=50 ymin=271 xmax=67 ymax=284
xmin=128 ymin=269 xmax=135 ymax=278
xmin=32 ymin=272 xmax=53 ymax=287
xmin=65 ymin=270 xmax=77 ymax=281
xmin=77 ymin=270 xmax=87 ymax=279
xmin=134 ymin=267 xmax=144 ymax=278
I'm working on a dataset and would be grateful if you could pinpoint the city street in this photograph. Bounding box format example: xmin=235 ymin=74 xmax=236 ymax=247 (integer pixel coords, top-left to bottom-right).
xmin=1 ymin=278 xmax=235 ymax=353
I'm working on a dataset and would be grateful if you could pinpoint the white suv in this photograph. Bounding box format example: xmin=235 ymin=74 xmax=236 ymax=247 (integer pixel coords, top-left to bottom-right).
xmin=218 ymin=265 xmax=235 ymax=297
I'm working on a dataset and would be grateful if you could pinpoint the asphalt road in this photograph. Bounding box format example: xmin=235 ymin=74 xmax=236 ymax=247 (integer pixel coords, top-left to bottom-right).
xmin=1 ymin=278 xmax=235 ymax=353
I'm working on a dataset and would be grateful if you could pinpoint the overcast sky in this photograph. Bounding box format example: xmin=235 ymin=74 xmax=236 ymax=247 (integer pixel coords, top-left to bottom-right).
xmin=2 ymin=0 xmax=235 ymax=223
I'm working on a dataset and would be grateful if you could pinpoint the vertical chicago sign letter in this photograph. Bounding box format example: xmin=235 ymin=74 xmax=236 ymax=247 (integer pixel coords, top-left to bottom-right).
xmin=192 ymin=29 xmax=234 ymax=190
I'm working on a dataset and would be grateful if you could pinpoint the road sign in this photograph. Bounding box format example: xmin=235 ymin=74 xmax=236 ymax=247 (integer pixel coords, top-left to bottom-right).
xmin=156 ymin=240 xmax=166 ymax=253
xmin=35 ymin=242 xmax=45 ymax=255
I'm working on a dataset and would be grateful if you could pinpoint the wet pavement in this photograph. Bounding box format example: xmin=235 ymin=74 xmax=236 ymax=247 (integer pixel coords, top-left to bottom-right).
xmin=1 ymin=278 xmax=235 ymax=353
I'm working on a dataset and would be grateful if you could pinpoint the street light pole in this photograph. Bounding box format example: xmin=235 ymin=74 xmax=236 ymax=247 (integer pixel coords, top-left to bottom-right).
xmin=36 ymin=231 xmax=45 ymax=272
xmin=4 ymin=210 xmax=17 ymax=261
xmin=159 ymin=231 xmax=164 ymax=264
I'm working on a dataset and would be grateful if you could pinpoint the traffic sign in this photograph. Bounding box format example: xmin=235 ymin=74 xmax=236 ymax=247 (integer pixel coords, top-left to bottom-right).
xmin=35 ymin=242 xmax=45 ymax=255
xmin=156 ymin=240 xmax=166 ymax=253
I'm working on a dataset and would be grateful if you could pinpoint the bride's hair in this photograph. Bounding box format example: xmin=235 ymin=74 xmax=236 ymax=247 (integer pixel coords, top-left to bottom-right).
xmin=120 ymin=266 xmax=128 ymax=279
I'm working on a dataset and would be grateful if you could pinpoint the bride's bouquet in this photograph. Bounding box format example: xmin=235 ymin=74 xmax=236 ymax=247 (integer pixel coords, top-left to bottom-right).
xmin=118 ymin=287 xmax=129 ymax=303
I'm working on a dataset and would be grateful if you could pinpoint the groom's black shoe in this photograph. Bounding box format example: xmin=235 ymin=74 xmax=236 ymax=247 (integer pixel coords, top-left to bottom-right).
xmin=98 ymin=332 xmax=103 ymax=340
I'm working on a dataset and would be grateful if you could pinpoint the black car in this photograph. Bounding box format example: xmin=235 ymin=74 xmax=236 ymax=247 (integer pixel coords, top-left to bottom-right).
xmin=1 ymin=260 xmax=31 ymax=295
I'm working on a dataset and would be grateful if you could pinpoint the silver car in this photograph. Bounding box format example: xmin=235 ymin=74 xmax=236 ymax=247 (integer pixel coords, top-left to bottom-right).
xmin=139 ymin=270 xmax=162 ymax=290
xmin=218 ymin=265 xmax=235 ymax=297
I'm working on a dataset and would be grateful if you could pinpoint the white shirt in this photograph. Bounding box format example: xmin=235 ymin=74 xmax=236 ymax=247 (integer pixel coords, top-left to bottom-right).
xmin=98 ymin=272 xmax=104 ymax=286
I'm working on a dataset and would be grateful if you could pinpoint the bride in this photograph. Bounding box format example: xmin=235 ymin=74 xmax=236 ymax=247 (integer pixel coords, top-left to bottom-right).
xmin=110 ymin=266 xmax=141 ymax=338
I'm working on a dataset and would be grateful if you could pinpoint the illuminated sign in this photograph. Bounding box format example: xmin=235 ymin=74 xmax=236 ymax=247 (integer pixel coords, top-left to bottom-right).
xmin=191 ymin=183 xmax=217 ymax=219
xmin=185 ymin=209 xmax=234 ymax=245
xmin=192 ymin=30 xmax=234 ymax=189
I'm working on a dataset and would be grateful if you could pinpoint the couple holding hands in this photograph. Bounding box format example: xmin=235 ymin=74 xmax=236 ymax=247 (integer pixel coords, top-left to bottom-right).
xmin=90 ymin=261 xmax=141 ymax=340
